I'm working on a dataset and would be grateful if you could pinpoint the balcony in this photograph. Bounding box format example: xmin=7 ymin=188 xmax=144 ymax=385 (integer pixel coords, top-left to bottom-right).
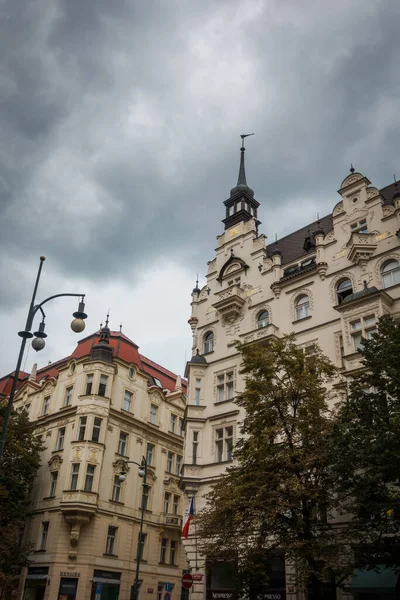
xmin=163 ymin=514 xmax=183 ymax=529
xmin=347 ymin=232 xmax=377 ymax=266
xmin=212 ymin=285 xmax=246 ymax=322
xmin=60 ymin=490 xmax=98 ymax=518
xmin=240 ymin=323 xmax=280 ymax=346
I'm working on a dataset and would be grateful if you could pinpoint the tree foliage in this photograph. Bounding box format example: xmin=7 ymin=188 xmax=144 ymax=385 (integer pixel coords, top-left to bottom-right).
xmin=332 ymin=315 xmax=400 ymax=563
xmin=197 ymin=336 xmax=352 ymax=594
xmin=0 ymin=405 xmax=43 ymax=593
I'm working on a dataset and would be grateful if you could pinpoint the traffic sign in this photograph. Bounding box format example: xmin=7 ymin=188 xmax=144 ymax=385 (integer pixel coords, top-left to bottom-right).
xmin=182 ymin=573 xmax=194 ymax=589
xmin=164 ymin=593 xmax=171 ymax=600
xmin=165 ymin=583 xmax=172 ymax=592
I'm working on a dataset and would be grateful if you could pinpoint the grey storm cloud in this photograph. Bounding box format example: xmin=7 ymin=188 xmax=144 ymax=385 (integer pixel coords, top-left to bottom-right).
xmin=1 ymin=0 xmax=400 ymax=320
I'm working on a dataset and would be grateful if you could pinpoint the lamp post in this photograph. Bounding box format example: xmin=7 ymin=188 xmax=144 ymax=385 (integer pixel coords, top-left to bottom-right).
xmin=0 ymin=256 xmax=88 ymax=457
xmin=119 ymin=456 xmax=148 ymax=600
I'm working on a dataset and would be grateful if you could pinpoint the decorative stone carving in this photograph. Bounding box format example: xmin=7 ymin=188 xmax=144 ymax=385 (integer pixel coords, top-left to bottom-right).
xmin=270 ymin=281 xmax=281 ymax=299
xmin=382 ymin=205 xmax=395 ymax=218
xmin=347 ymin=232 xmax=377 ymax=267
xmin=374 ymin=252 xmax=400 ymax=284
xmin=367 ymin=187 xmax=379 ymax=199
xmin=316 ymin=262 xmax=328 ymax=280
xmin=332 ymin=202 xmax=344 ymax=217
xmin=48 ymin=454 xmax=63 ymax=469
xmin=63 ymin=513 xmax=92 ymax=560
xmin=341 ymin=173 xmax=363 ymax=188
xmin=207 ymin=259 xmax=217 ymax=274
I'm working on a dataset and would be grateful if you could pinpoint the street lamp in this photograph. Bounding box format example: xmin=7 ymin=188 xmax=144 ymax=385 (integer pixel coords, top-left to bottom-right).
xmin=0 ymin=256 xmax=88 ymax=457
xmin=119 ymin=456 xmax=148 ymax=600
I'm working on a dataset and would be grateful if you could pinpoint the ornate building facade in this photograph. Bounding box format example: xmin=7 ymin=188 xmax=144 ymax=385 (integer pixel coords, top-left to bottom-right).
xmin=0 ymin=325 xmax=187 ymax=600
xmin=181 ymin=145 xmax=400 ymax=600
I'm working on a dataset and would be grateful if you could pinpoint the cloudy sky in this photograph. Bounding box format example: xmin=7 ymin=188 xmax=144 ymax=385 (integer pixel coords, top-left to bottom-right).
xmin=1 ymin=0 xmax=400 ymax=378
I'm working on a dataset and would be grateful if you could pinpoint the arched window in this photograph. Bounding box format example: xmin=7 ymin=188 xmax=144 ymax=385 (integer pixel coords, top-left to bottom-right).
xmin=257 ymin=311 xmax=269 ymax=329
xmin=336 ymin=279 xmax=353 ymax=304
xmin=295 ymin=295 xmax=310 ymax=320
xmin=382 ymin=260 xmax=400 ymax=288
xmin=204 ymin=331 xmax=214 ymax=354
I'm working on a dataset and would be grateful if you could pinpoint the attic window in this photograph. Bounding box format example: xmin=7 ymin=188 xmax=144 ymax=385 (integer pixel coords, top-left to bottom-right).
xmin=153 ymin=377 xmax=162 ymax=388
xmin=351 ymin=219 xmax=368 ymax=234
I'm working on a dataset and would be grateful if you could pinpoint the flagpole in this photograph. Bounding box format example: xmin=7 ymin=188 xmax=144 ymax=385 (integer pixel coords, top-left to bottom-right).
xmin=193 ymin=494 xmax=199 ymax=571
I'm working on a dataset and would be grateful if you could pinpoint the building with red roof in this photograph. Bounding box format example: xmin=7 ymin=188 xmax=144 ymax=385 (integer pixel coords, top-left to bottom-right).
xmin=4 ymin=325 xmax=187 ymax=600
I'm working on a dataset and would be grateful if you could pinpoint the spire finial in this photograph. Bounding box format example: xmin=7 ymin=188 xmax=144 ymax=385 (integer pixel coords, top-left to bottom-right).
xmin=105 ymin=310 xmax=110 ymax=328
xmin=394 ymin=174 xmax=397 ymax=185
xmin=350 ymin=163 xmax=355 ymax=173
xmin=99 ymin=321 xmax=103 ymax=330
xmin=237 ymin=133 xmax=254 ymax=186
xmin=119 ymin=323 xmax=123 ymax=332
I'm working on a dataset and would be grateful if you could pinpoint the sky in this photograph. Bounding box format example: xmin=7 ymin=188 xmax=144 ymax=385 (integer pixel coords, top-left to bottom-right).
xmin=1 ymin=0 xmax=400 ymax=378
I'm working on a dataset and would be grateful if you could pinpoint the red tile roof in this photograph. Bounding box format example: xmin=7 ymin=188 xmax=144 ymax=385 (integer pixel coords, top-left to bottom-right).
xmin=0 ymin=331 xmax=185 ymax=397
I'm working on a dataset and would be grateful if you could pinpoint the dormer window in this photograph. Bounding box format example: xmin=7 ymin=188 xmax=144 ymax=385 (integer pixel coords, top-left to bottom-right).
xmin=204 ymin=332 xmax=214 ymax=354
xmin=351 ymin=219 xmax=368 ymax=234
xmin=336 ymin=279 xmax=353 ymax=304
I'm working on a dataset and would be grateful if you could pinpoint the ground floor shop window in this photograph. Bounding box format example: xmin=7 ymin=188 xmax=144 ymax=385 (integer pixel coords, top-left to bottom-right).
xmin=23 ymin=567 xmax=49 ymax=600
xmin=57 ymin=577 xmax=78 ymax=600
xmin=91 ymin=570 xmax=121 ymax=600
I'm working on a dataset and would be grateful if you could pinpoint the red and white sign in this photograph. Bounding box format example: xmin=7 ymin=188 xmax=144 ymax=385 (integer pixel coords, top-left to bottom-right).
xmin=192 ymin=574 xmax=203 ymax=582
xmin=182 ymin=574 xmax=194 ymax=589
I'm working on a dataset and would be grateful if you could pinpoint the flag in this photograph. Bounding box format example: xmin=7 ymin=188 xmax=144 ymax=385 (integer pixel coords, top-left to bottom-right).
xmin=182 ymin=496 xmax=195 ymax=539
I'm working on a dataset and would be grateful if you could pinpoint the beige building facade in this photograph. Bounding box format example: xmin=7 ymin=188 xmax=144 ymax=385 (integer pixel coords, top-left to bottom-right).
xmin=2 ymin=326 xmax=187 ymax=600
xmin=181 ymin=149 xmax=400 ymax=600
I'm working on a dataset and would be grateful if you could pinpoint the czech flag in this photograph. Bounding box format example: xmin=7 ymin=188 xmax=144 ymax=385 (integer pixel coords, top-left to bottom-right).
xmin=182 ymin=496 xmax=195 ymax=539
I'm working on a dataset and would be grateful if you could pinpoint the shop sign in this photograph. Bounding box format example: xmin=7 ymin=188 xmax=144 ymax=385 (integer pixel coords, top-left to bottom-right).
xmin=93 ymin=570 xmax=121 ymax=582
xmin=60 ymin=572 xmax=80 ymax=577
xmin=28 ymin=567 xmax=49 ymax=576
xmin=210 ymin=592 xmax=234 ymax=600
xmin=148 ymin=589 xmax=154 ymax=593
xmin=256 ymin=592 xmax=286 ymax=600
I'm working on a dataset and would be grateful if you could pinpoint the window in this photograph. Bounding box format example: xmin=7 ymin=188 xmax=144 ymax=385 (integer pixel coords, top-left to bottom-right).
xmin=295 ymin=295 xmax=310 ymax=320
xmin=192 ymin=431 xmax=198 ymax=465
xmin=351 ymin=218 xmax=368 ymax=234
xmin=160 ymin=538 xmax=167 ymax=563
xmin=49 ymin=471 xmax=58 ymax=497
xmin=146 ymin=443 xmax=154 ymax=466
xmin=175 ymin=455 xmax=182 ymax=476
xmin=215 ymin=426 xmax=234 ymax=462
xmin=124 ymin=390 xmax=133 ymax=411
xmin=336 ymin=279 xmax=353 ymax=304
xmin=78 ymin=416 xmax=87 ymax=441
xmin=170 ymin=540 xmax=177 ymax=565
xmin=128 ymin=366 xmax=135 ymax=379
xmin=85 ymin=374 xmax=93 ymax=395
xmin=216 ymin=371 xmax=235 ymax=402
xmin=170 ymin=414 xmax=177 ymax=433
xmin=173 ymin=495 xmax=179 ymax=515
xmin=382 ymin=260 xmax=400 ymax=288
xmin=92 ymin=417 xmax=102 ymax=443
xmin=84 ymin=464 xmax=96 ymax=492
xmin=64 ymin=386 xmax=73 ymax=406
xmin=257 ymin=310 xmax=269 ymax=329
xmin=157 ymin=583 xmax=165 ymax=600
xmin=39 ymin=522 xmax=49 ymax=551
xmin=70 ymin=463 xmax=80 ymax=490
xmin=42 ymin=396 xmax=50 ymax=416
xmin=98 ymin=375 xmax=108 ymax=397
xmin=167 ymin=452 xmax=174 ymax=473
xmin=351 ymin=316 xmax=377 ymax=351
xmin=112 ymin=475 xmax=122 ymax=502
xmin=150 ymin=404 xmax=158 ymax=425
xmin=118 ymin=432 xmax=128 ymax=456
xmin=178 ymin=418 xmax=183 ymax=436
xmin=139 ymin=533 xmax=146 ymax=560
xmin=56 ymin=427 xmax=65 ymax=451
xmin=164 ymin=492 xmax=171 ymax=513
xmin=153 ymin=377 xmax=163 ymax=387
xmin=195 ymin=379 xmax=201 ymax=405
xmin=105 ymin=526 xmax=117 ymax=555
xmin=204 ymin=331 xmax=214 ymax=354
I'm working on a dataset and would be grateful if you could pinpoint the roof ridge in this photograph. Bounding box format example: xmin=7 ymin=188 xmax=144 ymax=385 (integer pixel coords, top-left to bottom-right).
xmin=139 ymin=354 xmax=181 ymax=380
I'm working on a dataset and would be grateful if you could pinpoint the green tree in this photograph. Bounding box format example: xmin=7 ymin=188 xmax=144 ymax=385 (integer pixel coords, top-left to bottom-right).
xmin=0 ymin=405 xmax=43 ymax=596
xmin=332 ymin=315 xmax=400 ymax=565
xmin=198 ymin=336 xmax=352 ymax=597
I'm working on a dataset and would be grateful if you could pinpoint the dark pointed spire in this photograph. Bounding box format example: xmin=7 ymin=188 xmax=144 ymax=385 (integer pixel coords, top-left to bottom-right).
xmin=91 ymin=312 xmax=113 ymax=362
xmin=237 ymin=134 xmax=253 ymax=186
xmin=350 ymin=163 xmax=355 ymax=173
xmin=192 ymin=274 xmax=200 ymax=295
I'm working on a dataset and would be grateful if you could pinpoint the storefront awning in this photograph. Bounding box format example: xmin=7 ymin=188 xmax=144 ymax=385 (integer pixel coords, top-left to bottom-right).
xmin=350 ymin=565 xmax=399 ymax=593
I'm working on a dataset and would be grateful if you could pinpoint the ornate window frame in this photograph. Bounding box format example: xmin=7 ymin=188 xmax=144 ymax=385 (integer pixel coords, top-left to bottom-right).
xmin=290 ymin=289 xmax=314 ymax=322
xmin=329 ymin=272 xmax=356 ymax=305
